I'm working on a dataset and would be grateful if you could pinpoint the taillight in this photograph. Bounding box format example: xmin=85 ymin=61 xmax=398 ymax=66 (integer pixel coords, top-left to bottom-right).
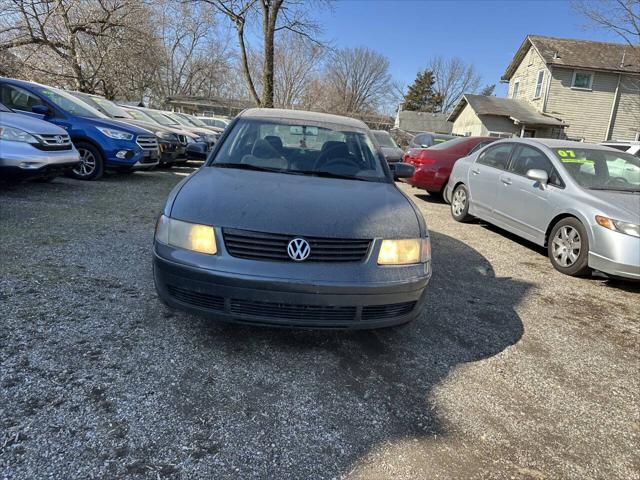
xmin=418 ymin=150 xmax=436 ymax=164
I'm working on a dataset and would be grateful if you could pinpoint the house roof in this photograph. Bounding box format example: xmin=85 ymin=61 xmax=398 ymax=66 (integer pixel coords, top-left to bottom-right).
xmin=447 ymin=94 xmax=567 ymax=127
xmin=395 ymin=110 xmax=453 ymax=134
xmin=502 ymin=35 xmax=640 ymax=80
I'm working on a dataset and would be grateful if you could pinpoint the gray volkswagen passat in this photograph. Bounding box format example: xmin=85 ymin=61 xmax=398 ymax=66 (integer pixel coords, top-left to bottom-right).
xmin=153 ymin=108 xmax=432 ymax=328
xmin=447 ymin=138 xmax=640 ymax=279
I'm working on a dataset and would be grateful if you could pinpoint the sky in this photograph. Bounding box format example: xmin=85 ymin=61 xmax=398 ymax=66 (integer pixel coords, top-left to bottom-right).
xmin=315 ymin=0 xmax=623 ymax=97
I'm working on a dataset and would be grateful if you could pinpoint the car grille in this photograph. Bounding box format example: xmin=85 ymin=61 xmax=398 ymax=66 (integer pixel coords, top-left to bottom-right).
xmin=33 ymin=133 xmax=73 ymax=151
xmin=166 ymin=285 xmax=224 ymax=310
xmin=136 ymin=135 xmax=159 ymax=150
xmin=222 ymin=228 xmax=371 ymax=262
xmin=362 ymin=301 xmax=416 ymax=320
xmin=165 ymin=285 xmax=417 ymax=324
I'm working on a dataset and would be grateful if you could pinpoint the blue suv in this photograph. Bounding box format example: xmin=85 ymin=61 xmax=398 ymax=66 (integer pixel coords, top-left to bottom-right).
xmin=0 ymin=77 xmax=159 ymax=180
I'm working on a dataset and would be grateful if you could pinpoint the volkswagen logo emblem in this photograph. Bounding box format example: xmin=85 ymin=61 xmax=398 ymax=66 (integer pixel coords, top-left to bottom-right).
xmin=287 ymin=238 xmax=311 ymax=261
xmin=54 ymin=135 xmax=64 ymax=144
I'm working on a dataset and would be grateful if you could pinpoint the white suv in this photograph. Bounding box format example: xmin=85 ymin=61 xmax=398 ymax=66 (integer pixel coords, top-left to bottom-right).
xmin=600 ymin=141 xmax=640 ymax=157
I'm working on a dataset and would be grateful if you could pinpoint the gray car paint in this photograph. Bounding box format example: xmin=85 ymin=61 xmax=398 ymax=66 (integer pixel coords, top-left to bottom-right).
xmin=448 ymin=138 xmax=640 ymax=279
xmin=154 ymin=108 xmax=431 ymax=328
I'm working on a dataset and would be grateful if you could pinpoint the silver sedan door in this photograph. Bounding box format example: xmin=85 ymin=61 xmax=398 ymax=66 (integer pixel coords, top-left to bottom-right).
xmin=493 ymin=144 xmax=560 ymax=244
xmin=468 ymin=143 xmax=515 ymax=219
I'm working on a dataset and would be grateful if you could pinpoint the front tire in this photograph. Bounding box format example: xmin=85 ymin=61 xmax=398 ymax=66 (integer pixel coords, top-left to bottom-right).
xmin=69 ymin=142 xmax=104 ymax=181
xmin=548 ymin=218 xmax=590 ymax=276
xmin=451 ymin=184 xmax=472 ymax=222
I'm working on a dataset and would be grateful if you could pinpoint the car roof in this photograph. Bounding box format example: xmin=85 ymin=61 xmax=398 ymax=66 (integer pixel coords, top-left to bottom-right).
xmin=496 ymin=137 xmax=621 ymax=152
xmin=239 ymin=108 xmax=368 ymax=130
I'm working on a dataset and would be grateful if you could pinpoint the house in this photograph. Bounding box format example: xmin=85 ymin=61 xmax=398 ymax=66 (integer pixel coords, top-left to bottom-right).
xmin=394 ymin=108 xmax=453 ymax=134
xmin=449 ymin=35 xmax=640 ymax=142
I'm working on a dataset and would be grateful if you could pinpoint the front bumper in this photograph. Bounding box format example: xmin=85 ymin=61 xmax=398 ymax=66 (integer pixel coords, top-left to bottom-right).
xmin=153 ymin=250 xmax=430 ymax=329
xmin=0 ymin=146 xmax=80 ymax=178
xmin=588 ymin=225 xmax=640 ymax=280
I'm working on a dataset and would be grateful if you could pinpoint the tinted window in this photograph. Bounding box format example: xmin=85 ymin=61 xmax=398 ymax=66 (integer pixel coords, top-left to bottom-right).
xmin=0 ymin=84 xmax=45 ymax=112
xmin=428 ymin=136 xmax=468 ymax=150
xmin=373 ymin=131 xmax=397 ymax=148
xmin=477 ymin=143 xmax=513 ymax=170
xmin=36 ymin=87 xmax=105 ymax=118
xmin=413 ymin=134 xmax=428 ymax=146
xmin=509 ymin=145 xmax=562 ymax=186
xmin=469 ymin=140 xmax=494 ymax=155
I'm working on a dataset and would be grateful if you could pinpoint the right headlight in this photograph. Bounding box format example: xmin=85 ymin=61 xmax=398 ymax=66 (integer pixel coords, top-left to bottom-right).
xmin=377 ymin=238 xmax=431 ymax=265
xmin=0 ymin=125 xmax=38 ymax=143
xmin=155 ymin=215 xmax=217 ymax=254
xmin=596 ymin=215 xmax=640 ymax=238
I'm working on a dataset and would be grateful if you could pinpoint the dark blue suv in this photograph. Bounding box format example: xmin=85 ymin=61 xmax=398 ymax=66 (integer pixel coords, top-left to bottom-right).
xmin=0 ymin=77 xmax=159 ymax=180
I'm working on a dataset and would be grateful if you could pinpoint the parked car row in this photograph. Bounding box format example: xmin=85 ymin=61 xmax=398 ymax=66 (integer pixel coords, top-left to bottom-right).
xmin=0 ymin=76 xmax=225 ymax=181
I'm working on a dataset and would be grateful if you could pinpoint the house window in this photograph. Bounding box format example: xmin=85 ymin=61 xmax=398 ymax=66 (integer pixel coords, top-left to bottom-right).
xmin=534 ymin=70 xmax=545 ymax=98
xmin=571 ymin=71 xmax=594 ymax=90
xmin=511 ymin=79 xmax=520 ymax=98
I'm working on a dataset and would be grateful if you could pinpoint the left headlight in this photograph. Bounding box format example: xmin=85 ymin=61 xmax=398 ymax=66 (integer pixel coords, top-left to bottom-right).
xmin=378 ymin=238 xmax=431 ymax=265
xmin=96 ymin=126 xmax=134 ymax=140
xmin=596 ymin=215 xmax=640 ymax=238
xmin=155 ymin=215 xmax=217 ymax=255
xmin=0 ymin=125 xmax=39 ymax=143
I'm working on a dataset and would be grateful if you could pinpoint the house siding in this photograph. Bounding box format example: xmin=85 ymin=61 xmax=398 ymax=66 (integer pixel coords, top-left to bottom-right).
xmin=451 ymin=103 xmax=484 ymax=136
xmin=609 ymin=75 xmax=640 ymax=141
xmin=507 ymin=46 xmax=549 ymax=110
xmin=545 ymin=67 xmax=619 ymax=142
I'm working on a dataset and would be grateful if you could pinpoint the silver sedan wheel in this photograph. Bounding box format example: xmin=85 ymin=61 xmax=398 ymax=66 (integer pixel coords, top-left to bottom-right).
xmin=551 ymin=226 xmax=582 ymax=267
xmin=73 ymin=148 xmax=97 ymax=177
xmin=452 ymin=188 xmax=467 ymax=217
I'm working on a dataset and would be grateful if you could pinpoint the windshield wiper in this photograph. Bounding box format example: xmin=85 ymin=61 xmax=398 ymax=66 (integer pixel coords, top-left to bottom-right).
xmin=290 ymin=170 xmax=376 ymax=182
xmin=211 ymin=162 xmax=283 ymax=173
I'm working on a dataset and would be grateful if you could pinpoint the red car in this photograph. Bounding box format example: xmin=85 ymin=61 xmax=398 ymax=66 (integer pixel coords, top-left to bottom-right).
xmin=403 ymin=136 xmax=496 ymax=199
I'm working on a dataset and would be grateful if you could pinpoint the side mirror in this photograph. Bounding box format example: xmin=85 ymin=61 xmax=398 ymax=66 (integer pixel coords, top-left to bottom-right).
xmin=186 ymin=142 xmax=208 ymax=160
xmin=392 ymin=162 xmax=415 ymax=179
xmin=32 ymin=105 xmax=53 ymax=117
xmin=526 ymin=168 xmax=548 ymax=186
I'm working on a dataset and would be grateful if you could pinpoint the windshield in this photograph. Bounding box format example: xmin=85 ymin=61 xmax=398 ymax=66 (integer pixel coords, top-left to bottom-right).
xmin=36 ymin=87 xmax=106 ymax=119
xmin=427 ymin=136 xmax=468 ymax=150
xmin=554 ymin=147 xmax=640 ymax=192
xmin=179 ymin=114 xmax=207 ymax=127
xmin=91 ymin=97 xmax=132 ymax=119
xmin=373 ymin=131 xmax=398 ymax=148
xmin=125 ymin=108 xmax=154 ymax=123
xmin=146 ymin=110 xmax=179 ymax=126
xmin=210 ymin=118 xmax=388 ymax=182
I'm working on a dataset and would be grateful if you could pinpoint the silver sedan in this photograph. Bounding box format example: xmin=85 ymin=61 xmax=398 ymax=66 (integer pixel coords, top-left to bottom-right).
xmin=446 ymin=138 xmax=640 ymax=279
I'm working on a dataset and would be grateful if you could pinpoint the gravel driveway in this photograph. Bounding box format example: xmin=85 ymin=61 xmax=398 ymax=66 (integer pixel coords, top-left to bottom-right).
xmin=1 ymin=166 xmax=638 ymax=479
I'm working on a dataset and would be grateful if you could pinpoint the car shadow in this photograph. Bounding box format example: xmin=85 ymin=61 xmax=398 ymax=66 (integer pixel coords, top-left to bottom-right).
xmin=414 ymin=192 xmax=447 ymax=204
xmin=166 ymin=230 xmax=531 ymax=477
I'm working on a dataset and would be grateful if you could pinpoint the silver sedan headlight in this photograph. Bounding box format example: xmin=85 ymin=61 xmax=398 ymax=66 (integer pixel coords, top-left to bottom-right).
xmin=596 ymin=215 xmax=640 ymax=238
xmin=0 ymin=125 xmax=38 ymax=143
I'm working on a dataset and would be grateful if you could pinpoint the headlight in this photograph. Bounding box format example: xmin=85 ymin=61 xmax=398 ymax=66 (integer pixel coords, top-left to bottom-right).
xmin=596 ymin=215 xmax=640 ymax=238
xmin=0 ymin=125 xmax=38 ymax=143
xmin=96 ymin=126 xmax=134 ymax=140
xmin=377 ymin=238 xmax=431 ymax=265
xmin=155 ymin=215 xmax=217 ymax=254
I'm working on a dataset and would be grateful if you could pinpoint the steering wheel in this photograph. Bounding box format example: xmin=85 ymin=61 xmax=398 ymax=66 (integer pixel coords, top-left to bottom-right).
xmin=606 ymin=177 xmax=629 ymax=187
xmin=319 ymin=157 xmax=361 ymax=174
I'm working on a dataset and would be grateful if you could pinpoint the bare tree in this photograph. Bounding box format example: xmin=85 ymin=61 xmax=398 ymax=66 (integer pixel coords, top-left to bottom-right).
xmin=571 ymin=0 xmax=640 ymax=47
xmin=323 ymin=46 xmax=393 ymax=115
xmin=196 ymin=0 xmax=325 ymax=108
xmin=428 ymin=55 xmax=482 ymax=113
xmin=0 ymin=0 xmax=151 ymax=92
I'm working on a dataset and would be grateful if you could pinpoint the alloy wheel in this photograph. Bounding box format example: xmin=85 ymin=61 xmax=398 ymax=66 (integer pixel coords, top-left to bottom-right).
xmin=73 ymin=148 xmax=97 ymax=177
xmin=551 ymin=226 xmax=582 ymax=267
xmin=452 ymin=188 xmax=467 ymax=217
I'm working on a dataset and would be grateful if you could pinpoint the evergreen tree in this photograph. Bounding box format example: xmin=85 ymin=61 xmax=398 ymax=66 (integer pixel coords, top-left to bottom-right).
xmin=479 ymin=84 xmax=496 ymax=96
xmin=402 ymin=70 xmax=442 ymax=112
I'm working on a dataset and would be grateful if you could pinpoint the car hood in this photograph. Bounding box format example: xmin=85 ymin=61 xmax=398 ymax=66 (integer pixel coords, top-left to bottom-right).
xmin=380 ymin=146 xmax=404 ymax=160
xmin=1 ymin=111 xmax=67 ymax=135
xmin=170 ymin=167 xmax=422 ymax=238
xmin=587 ymin=189 xmax=640 ymax=222
xmin=82 ymin=116 xmax=152 ymax=135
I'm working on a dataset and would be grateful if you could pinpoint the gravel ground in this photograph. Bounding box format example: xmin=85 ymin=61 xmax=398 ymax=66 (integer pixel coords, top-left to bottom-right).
xmin=1 ymin=166 xmax=638 ymax=479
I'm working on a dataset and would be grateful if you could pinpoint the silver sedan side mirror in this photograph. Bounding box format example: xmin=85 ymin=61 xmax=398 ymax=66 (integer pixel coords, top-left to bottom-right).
xmin=526 ymin=169 xmax=549 ymax=187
